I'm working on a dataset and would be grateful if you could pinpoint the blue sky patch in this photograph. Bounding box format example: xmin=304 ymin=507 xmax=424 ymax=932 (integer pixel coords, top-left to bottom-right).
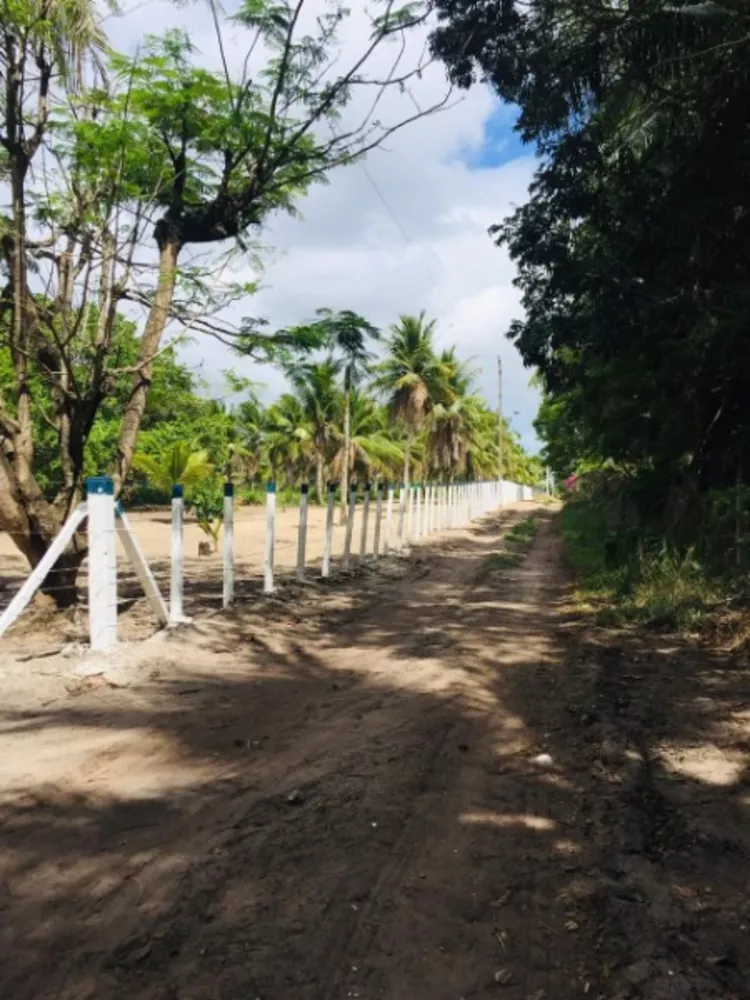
xmin=460 ymin=102 xmax=533 ymax=169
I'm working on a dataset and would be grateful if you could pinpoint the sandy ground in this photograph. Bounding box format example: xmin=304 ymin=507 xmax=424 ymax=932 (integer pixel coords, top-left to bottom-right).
xmin=1 ymin=505 xmax=750 ymax=999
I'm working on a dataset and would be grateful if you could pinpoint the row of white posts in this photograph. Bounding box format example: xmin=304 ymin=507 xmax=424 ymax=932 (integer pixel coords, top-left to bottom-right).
xmin=204 ymin=478 xmax=519 ymax=606
xmin=0 ymin=476 xmax=530 ymax=653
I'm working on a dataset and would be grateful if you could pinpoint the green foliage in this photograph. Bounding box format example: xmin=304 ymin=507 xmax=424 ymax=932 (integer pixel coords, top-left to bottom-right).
xmin=190 ymin=478 xmax=225 ymax=550
xmin=506 ymin=516 xmax=538 ymax=547
xmin=132 ymin=442 xmax=214 ymax=498
xmin=432 ymin=0 xmax=750 ymax=574
xmin=483 ymin=516 xmax=540 ymax=574
xmin=562 ymin=495 xmax=721 ymax=630
xmin=373 ymin=312 xmax=449 ymax=432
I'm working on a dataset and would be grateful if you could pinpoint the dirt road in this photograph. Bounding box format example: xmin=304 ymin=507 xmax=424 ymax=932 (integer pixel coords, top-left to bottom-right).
xmin=1 ymin=505 xmax=749 ymax=1000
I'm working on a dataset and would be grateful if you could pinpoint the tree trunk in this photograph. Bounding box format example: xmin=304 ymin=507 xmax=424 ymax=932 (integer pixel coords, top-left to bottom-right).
xmin=403 ymin=433 xmax=412 ymax=492
xmin=316 ymin=454 xmax=325 ymax=506
xmin=114 ymin=235 xmax=181 ymax=492
xmin=0 ymin=472 xmax=87 ymax=608
xmin=38 ymin=547 xmax=87 ymax=608
xmin=339 ymin=387 xmax=351 ymax=524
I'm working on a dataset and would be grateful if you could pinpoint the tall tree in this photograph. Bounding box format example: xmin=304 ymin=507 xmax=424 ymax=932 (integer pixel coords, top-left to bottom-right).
xmin=285 ymin=309 xmax=381 ymax=518
xmin=373 ymin=312 xmax=449 ymax=490
xmin=0 ymin=0 xmax=448 ymax=604
xmin=332 ymin=391 xmax=403 ymax=483
xmin=263 ymin=395 xmax=314 ymax=486
xmin=430 ymin=0 xmax=750 ymax=539
xmin=289 ymin=360 xmax=342 ymax=503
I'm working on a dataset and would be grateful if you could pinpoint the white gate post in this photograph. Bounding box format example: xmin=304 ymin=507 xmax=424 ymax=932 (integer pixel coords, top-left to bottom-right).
xmin=296 ymin=483 xmax=309 ymax=582
xmin=264 ymin=481 xmax=276 ymax=594
xmin=223 ymin=482 xmax=234 ymax=609
xmin=170 ymin=484 xmax=185 ymax=622
xmin=321 ymin=482 xmax=337 ymax=578
xmin=87 ymin=476 xmax=117 ymax=651
xmin=342 ymin=484 xmax=357 ymax=570
xmin=372 ymin=482 xmax=383 ymax=561
xmin=418 ymin=484 xmax=426 ymax=538
xmin=359 ymin=482 xmax=371 ymax=561
xmin=384 ymin=483 xmax=395 ymax=552
xmin=427 ymin=483 xmax=434 ymax=534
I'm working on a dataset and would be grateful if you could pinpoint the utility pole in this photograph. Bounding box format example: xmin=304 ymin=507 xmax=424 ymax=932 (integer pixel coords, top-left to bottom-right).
xmin=497 ymin=355 xmax=503 ymax=483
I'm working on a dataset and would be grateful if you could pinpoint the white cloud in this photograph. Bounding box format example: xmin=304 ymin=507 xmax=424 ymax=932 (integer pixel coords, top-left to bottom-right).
xmin=114 ymin=0 xmax=541 ymax=451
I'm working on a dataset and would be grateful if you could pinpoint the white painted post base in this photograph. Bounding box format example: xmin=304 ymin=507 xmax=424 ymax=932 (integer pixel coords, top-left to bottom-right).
xmin=342 ymin=485 xmax=357 ymax=570
xmin=322 ymin=483 xmax=337 ymax=578
xmin=396 ymin=484 xmax=406 ymax=552
xmin=223 ymin=482 xmax=234 ymax=609
xmin=359 ymin=483 xmax=371 ymax=561
xmin=296 ymin=484 xmax=309 ymax=582
xmin=87 ymin=476 xmax=118 ymax=651
xmin=372 ymin=483 xmax=383 ymax=561
xmin=264 ymin=482 xmax=276 ymax=594
xmin=170 ymin=484 xmax=190 ymax=623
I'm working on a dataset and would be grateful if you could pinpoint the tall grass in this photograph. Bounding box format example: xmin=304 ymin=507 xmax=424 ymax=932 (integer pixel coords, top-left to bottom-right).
xmin=562 ymin=499 xmax=721 ymax=630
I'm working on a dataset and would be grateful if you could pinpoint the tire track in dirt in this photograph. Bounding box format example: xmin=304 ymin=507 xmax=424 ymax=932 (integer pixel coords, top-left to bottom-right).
xmin=1 ymin=503 xmax=579 ymax=1000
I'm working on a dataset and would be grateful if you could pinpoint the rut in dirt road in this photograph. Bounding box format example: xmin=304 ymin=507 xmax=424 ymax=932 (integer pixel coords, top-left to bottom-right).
xmin=8 ymin=504 xmax=748 ymax=1000
xmin=1 ymin=505 xmax=584 ymax=1000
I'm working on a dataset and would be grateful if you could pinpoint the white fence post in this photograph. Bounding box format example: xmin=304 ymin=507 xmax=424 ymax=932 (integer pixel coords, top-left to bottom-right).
xmin=170 ymin=484 xmax=185 ymax=622
xmin=87 ymin=476 xmax=118 ymax=651
xmin=397 ymin=483 xmax=406 ymax=551
xmin=0 ymin=502 xmax=87 ymax=640
xmin=406 ymin=485 xmax=415 ymax=546
xmin=223 ymin=482 xmax=234 ymax=609
xmin=372 ymin=482 xmax=383 ymax=561
xmin=321 ymin=482 xmax=337 ymax=578
xmin=342 ymin=484 xmax=357 ymax=570
xmin=264 ymin=481 xmax=276 ymax=594
xmin=384 ymin=483 xmax=394 ymax=552
xmin=417 ymin=484 xmax=426 ymax=538
xmin=296 ymin=483 xmax=309 ymax=582
xmin=359 ymin=482 xmax=371 ymax=561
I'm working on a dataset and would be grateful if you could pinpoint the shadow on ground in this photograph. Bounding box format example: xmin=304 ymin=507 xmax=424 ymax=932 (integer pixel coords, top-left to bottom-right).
xmin=0 ymin=506 xmax=748 ymax=1000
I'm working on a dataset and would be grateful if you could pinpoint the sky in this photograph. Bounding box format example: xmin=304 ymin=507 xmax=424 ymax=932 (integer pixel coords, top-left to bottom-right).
xmin=113 ymin=0 xmax=542 ymax=452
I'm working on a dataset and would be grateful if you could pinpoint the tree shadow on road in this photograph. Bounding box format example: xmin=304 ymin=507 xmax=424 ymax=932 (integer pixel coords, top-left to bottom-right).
xmin=0 ymin=506 xmax=748 ymax=1000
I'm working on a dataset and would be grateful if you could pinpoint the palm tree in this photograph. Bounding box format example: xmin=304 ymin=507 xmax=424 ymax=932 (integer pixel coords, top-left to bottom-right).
xmin=331 ymin=392 xmax=404 ymax=483
xmin=132 ymin=441 xmax=213 ymax=496
xmin=288 ymin=359 xmax=342 ymax=502
xmin=318 ymin=309 xmax=381 ymax=520
xmin=427 ymin=348 xmax=480 ymax=480
xmin=237 ymin=390 xmax=267 ymax=480
xmin=264 ymin=394 xmax=314 ymax=485
xmin=372 ymin=312 xmax=449 ymax=491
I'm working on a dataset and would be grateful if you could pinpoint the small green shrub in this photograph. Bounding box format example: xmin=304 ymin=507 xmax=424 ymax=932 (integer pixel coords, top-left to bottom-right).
xmin=484 ymin=551 xmax=523 ymax=571
xmin=189 ymin=478 xmax=225 ymax=551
